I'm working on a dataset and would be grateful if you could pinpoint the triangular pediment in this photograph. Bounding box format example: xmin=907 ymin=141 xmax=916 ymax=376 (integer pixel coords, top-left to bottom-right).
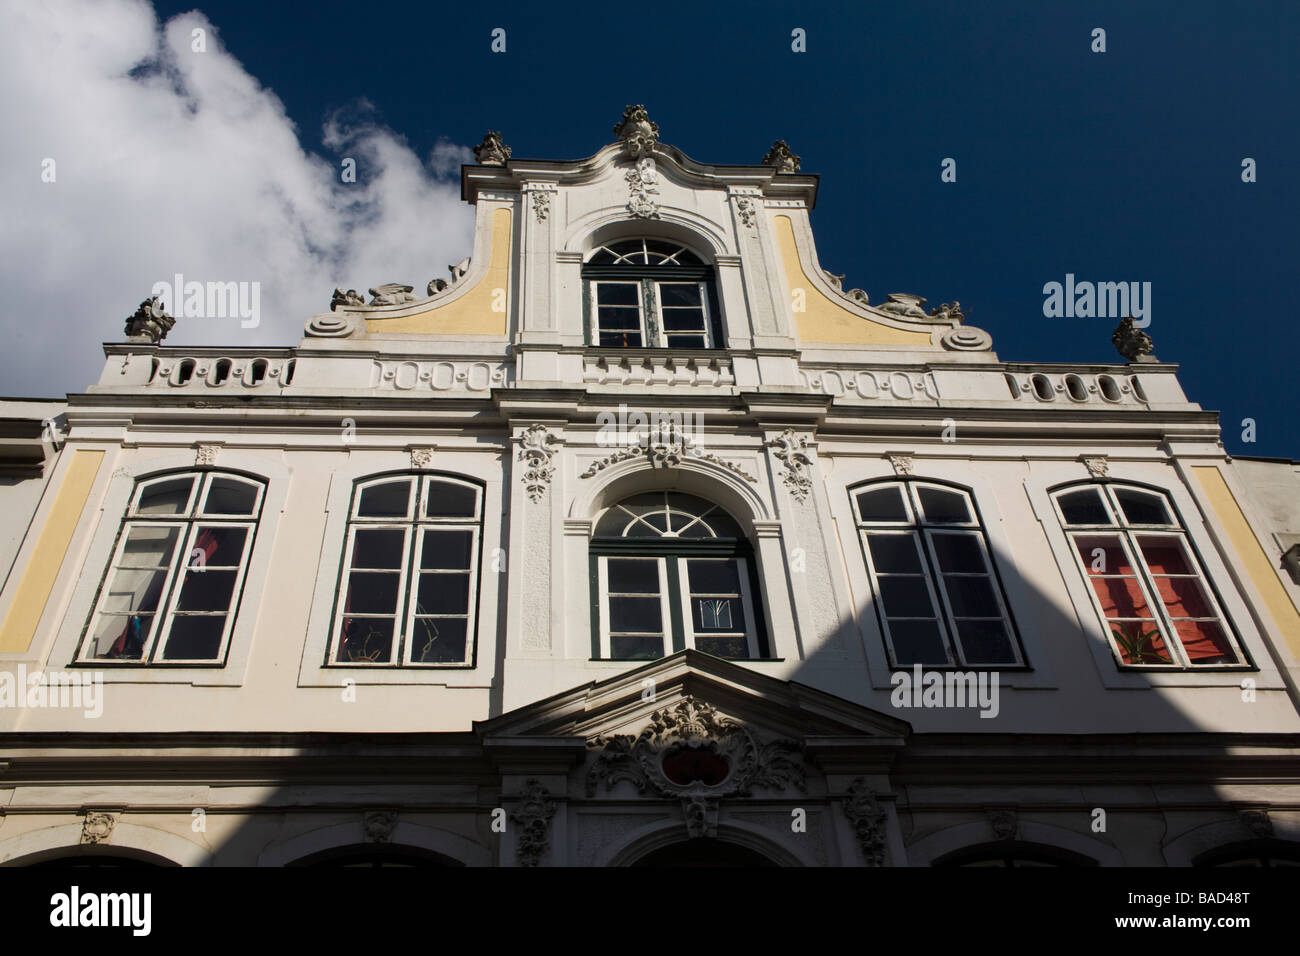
xmin=475 ymin=650 xmax=911 ymax=745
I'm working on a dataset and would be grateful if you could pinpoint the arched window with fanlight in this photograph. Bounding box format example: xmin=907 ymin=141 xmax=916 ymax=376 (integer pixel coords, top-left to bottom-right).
xmin=329 ymin=473 xmax=483 ymax=667
xmin=583 ymin=238 xmax=722 ymax=349
xmin=591 ymin=492 xmax=765 ymax=660
xmin=850 ymin=479 xmax=1022 ymax=668
xmin=78 ymin=470 xmax=265 ymax=664
xmin=1050 ymin=482 xmax=1246 ymax=668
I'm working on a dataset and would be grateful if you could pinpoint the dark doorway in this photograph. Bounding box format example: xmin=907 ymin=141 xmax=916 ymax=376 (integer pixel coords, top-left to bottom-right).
xmin=631 ymin=839 xmax=778 ymax=867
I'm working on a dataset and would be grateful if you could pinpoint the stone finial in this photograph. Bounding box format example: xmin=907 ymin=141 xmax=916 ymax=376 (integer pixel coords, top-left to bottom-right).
xmin=614 ymin=104 xmax=659 ymax=159
xmin=1112 ymin=317 xmax=1155 ymax=362
xmin=761 ymin=140 xmax=801 ymax=173
xmin=473 ymin=131 xmax=511 ymax=166
xmin=330 ymin=288 xmax=364 ymax=311
xmin=124 ymin=296 xmax=175 ymax=344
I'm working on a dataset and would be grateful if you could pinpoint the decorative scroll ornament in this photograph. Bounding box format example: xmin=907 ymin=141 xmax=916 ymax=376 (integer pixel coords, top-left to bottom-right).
xmin=580 ymin=422 xmax=756 ymax=483
xmin=80 ymin=811 xmax=116 ymax=845
xmin=824 ymin=270 xmax=845 ymax=290
xmin=532 ymin=191 xmax=550 ymax=222
xmin=410 ymin=447 xmax=435 ymax=470
xmin=625 ymin=157 xmax=661 ymax=219
xmin=517 ymin=424 xmax=561 ymax=502
xmin=587 ymin=698 xmax=806 ymax=839
xmin=736 ymin=197 xmax=757 ymax=229
xmin=124 ymin=296 xmax=175 ymax=344
xmin=886 ymin=454 xmax=914 ymax=477
xmin=1081 ymin=455 xmax=1109 ymax=478
xmin=614 ymin=104 xmax=659 ymax=159
xmin=1112 ymin=317 xmax=1155 ymax=362
xmin=509 ymin=779 xmax=556 ymax=867
xmin=989 ymin=808 xmax=1018 ymax=840
xmin=1240 ymin=808 xmax=1273 ymax=839
xmin=767 ymin=428 xmax=815 ymax=502
xmin=473 ymin=130 xmax=512 ymax=166
xmin=843 ymin=780 xmax=887 ymax=866
xmin=426 ymin=278 xmax=449 ymax=296
xmin=363 ymin=810 xmax=398 ymax=844
xmin=305 ymin=312 xmax=359 ymax=337
xmin=761 ymin=140 xmax=801 ymax=173
xmin=940 ymin=326 xmax=993 ymax=351
xmin=195 ymin=443 xmax=221 ymax=467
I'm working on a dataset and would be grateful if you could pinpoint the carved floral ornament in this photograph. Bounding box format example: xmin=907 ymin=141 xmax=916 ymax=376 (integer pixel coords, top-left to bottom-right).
xmin=587 ymin=698 xmax=807 ymax=839
xmin=767 ymin=428 xmax=815 ymax=502
xmin=363 ymin=810 xmax=398 ymax=844
xmin=580 ymin=422 xmax=756 ymax=483
xmin=843 ymin=780 xmax=888 ymax=866
xmin=473 ymin=130 xmax=512 ymax=166
xmin=80 ymin=811 xmax=116 ymax=845
xmin=510 ymin=779 xmax=556 ymax=867
xmin=516 ymin=424 xmax=561 ymax=502
xmin=614 ymin=104 xmax=659 ymax=159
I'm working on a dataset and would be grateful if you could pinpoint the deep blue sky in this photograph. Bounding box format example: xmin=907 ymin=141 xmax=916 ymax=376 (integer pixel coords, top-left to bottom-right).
xmin=155 ymin=0 xmax=1298 ymax=457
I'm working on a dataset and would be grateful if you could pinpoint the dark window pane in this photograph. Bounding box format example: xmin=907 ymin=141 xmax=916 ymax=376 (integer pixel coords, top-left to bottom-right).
xmin=607 ymin=558 xmax=660 ymax=594
xmin=160 ymin=615 xmax=226 ymax=660
xmin=694 ymin=596 xmax=744 ymax=632
xmin=665 ymin=335 xmax=707 ymax=349
xmin=351 ymin=529 xmax=405 ymax=570
xmin=942 ymin=575 xmax=1000 ymax=618
xmin=425 ymin=481 xmax=478 ymax=518
xmin=597 ymin=306 xmax=641 ymax=329
xmin=931 ymin=533 xmax=985 ymax=572
xmin=610 ymin=634 xmax=663 ymax=659
xmin=658 ymin=283 xmax=702 ymax=306
xmin=420 ymin=530 xmax=473 ymax=570
xmin=193 ymin=526 xmax=247 ymax=567
xmin=346 ymin=572 xmax=400 ymax=614
xmin=410 ymin=616 xmax=467 ymax=664
xmin=174 ymin=569 xmax=237 ymax=612
xmin=338 ymin=618 xmax=394 ymax=663
xmin=596 ymin=282 xmax=639 ymax=305
xmin=695 ymin=635 xmax=749 ymax=659
xmin=857 ymin=486 xmax=908 ymax=522
xmin=918 ymin=487 xmax=971 ymax=524
xmin=641 ymin=513 xmax=670 ymax=534
xmin=416 ymin=572 xmax=470 ymax=614
xmin=598 ymin=330 xmax=642 ymax=348
xmin=358 ymin=480 xmax=412 ymax=518
xmin=203 ymin=478 xmax=258 ymax=515
xmin=609 ymin=596 xmax=662 ymax=633
xmin=661 ymin=309 xmax=707 ymax=331
xmin=955 ymin=619 xmax=1017 ymax=665
xmin=687 ymin=559 xmax=741 ymax=594
xmin=868 ymin=535 xmax=922 ymax=573
xmin=102 ymin=568 xmax=168 ymax=615
xmin=1058 ymin=489 xmax=1111 ymax=525
xmin=1116 ymin=488 xmax=1170 ymax=525
xmin=137 ymin=477 xmax=194 ymax=516
xmin=879 ymin=577 xmax=937 ymax=618
xmin=887 ymin=620 xmax=949 ymax=666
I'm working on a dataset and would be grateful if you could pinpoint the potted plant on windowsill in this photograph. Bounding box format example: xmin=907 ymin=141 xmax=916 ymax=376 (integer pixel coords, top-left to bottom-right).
xmin=1111 ymin=622 xmax=1171 ymax=665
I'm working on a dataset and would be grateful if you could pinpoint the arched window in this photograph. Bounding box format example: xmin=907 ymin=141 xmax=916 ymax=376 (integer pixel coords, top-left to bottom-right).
xmin=591 ymin=492 xmax=764 ymax=660
xmin=330 ymin=474 xmax=482 ymax=667
xmin=1194 ymin=840 xmax=1300 ymax=867
xmin=1051 ymin=482 xmax=1245 ymax=667
xmin=79 ymin=471 xmax=265 ymax=663
xmin=851 ymin=479 xmax=1021 ymax=667
xmin=583 ymin=239 xmax=722 ymax=349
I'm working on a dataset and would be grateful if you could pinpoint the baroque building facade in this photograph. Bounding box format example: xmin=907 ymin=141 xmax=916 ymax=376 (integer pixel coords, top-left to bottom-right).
xmin=1 ymin=108 xmax=1299 ymax=866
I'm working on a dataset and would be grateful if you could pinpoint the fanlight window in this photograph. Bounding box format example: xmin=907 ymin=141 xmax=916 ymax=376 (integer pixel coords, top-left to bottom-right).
xmin=583 ymin=239 xmax=720 ymax=349
xmin=1052 ymin=483 xmax=1244 ymax=668
xmin=851 ymin=480 xmax=1021 ymax=668
xmin=80 ymin=471 xmax=264 ymax=664
xmin=591 ymin=493 xmax=761 ymax=661
xmin=330 ymin=474 xmax=482 ymax=667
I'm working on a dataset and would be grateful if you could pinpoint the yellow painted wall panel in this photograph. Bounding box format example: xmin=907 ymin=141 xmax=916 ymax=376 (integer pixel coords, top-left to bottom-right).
xmin=773 ymin=215 xmax=932 ymax=347
xmin=365 ymin=207 xmax=512 ymax=336
xmin=0 ymin=449 xmax=104 ymax=654
xmin=1193 ymin=465 xmax=1300 ymax=658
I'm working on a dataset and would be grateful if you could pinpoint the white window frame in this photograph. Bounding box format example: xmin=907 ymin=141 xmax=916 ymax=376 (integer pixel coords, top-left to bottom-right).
xmin=329 ymin=474 xmax=482 ymax=668
xmin=676 ymin=555 xmax=760 ymax=658
xmin=78 ymin=471 xmax=264 ymax=665
xmin=1052 ymin=483 xmax=1245 ymax=669
xmin=854 ymin=480 xmax=1022 ymax=668
xmin=597 ymin=555 xmax=672 ymax=659
xmin=588 ymin=278 xmax=715 ymax=349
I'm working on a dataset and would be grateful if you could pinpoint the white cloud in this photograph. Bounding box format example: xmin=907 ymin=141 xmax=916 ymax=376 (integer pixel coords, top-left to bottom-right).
xmin=0 ymin=0 xmax=475 ymax=397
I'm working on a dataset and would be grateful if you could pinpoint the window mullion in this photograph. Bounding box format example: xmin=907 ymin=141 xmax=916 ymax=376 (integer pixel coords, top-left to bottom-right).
xmin=1125 ymin=529 xmax=1189 ymax=667
xmin=149 ymin=520 xmax=199 ymax=662
xmin=642 ymin=280 xmax=659 ymax=346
